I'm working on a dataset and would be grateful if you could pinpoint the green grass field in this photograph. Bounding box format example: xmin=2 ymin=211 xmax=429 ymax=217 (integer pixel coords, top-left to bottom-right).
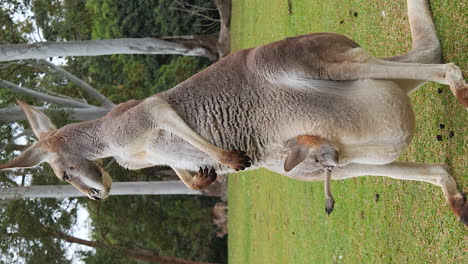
xmin=228 ymin=0 xmax=467 ymax=263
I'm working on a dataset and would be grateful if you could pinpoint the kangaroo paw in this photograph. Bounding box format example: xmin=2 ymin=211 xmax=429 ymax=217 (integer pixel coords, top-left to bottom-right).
xmin=192 ymin=167 xmax=217 ymax=190
xmin=220 ymin=150 xmax=251 ymax=171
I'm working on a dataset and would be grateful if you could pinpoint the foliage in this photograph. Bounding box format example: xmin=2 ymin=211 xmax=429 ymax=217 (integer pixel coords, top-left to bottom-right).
xmin=86 ymin=0 xmax=219 ymax=39
xmin=0 ymin=198 xmax=78 ymax=264
xmin=82 ymin=195 xmax=221 ymax=263
xmin=0 ymin=0 xmax=227 ymax=263
xmin=0 ymin=0 xmax=32 ymax=44
xmin=0 ymin=0 xmax=42 ymax=106
xmin=32 ymin=0 xmax=92 ymax=41
xmin=70 ymin=0 xmax=219 ymax=103
xmin=153 ymin=56 xmax=206 ymax=94
xmin=0 ymin=1 xmax=60 ymax=190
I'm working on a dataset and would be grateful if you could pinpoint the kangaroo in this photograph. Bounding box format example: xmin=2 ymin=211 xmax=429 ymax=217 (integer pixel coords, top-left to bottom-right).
xmin=1 ymin=0 xmax=467 ymax=225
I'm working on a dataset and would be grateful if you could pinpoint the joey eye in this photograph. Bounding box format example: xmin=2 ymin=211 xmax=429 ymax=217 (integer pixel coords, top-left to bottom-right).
xmin=63 ymin=172 xmax=72 ymax=181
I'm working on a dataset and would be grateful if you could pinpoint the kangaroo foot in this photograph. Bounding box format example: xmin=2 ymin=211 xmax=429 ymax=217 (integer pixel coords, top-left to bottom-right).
xmin=454 ymin=86 xmax=468 ymax=108
xmin=449 ymin=192 xmax=468 ymax=227
xmin=445 ymin=63 xmax=468 ymax=108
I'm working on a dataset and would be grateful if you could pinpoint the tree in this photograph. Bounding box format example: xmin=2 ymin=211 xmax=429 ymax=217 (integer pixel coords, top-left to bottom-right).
xmin=0 ymin=197 xmax=77 ymax=263
xmin=1 ymin=181 xmax=203 ymax=199
xmin=1 ymin=199 xmax=220 ymax=264
xmin=46 ymin=230 xmax=221 ymax=264
xmin=0 ymin=1 xmax=229 ymax=262
xmin=0 ymin=58 xmax=114 ymax=122
xmin=0 ymin=37 xmax=218 ymax=62
xmin=0 ymin=0 xmax=232 ymax=62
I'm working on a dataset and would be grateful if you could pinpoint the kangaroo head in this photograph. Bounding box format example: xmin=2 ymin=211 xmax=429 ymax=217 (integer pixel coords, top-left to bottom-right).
xmin=0 ymin=101 xmax=112 ymax=200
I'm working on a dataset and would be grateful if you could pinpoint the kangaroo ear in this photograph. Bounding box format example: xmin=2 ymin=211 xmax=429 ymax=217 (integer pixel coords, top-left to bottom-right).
xmin=17 ymin=100 xmax=57 ymax=139
xmin=283 ymin=137 xmax=299 ymax=151
xmin=0 ymin=141 xmax=48 ymax=169
xmin=284 ymin=145 xmax=312 ymax=172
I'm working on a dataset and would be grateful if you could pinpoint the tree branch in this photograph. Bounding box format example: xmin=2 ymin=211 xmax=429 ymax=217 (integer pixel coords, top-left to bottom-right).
xmin=1 ymin=142 xmax=29 ymax=152
xmin=0 ymin=61 xmax=25 ymax=69
xmin=0 ymin=38 xmax=217 ymax=61
xmin=172 ymin=3 xmax=221 ymax=23
xmin=1 ymin=181 xmax=202 ymax=199
xmin=0 ymin=80 xmax=94 ymax=108
xmin=33 ymin=59 xmax=115 ymax=108
xmin=13 ymin=129 xmax=33 ymax=138
xmin=0 ymin=105 xmax=109 ymax=122
xmin=0 ymin=174 xmax=19 ymax=188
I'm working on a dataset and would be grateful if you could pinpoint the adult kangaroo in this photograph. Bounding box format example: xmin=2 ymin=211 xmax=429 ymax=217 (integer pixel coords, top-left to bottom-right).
xmin=1 ymin=0 xmax=467 ymax=225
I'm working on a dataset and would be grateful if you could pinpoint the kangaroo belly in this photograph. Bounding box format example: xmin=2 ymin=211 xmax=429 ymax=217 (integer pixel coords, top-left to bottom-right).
xmin=275 ymin=79 xmax=415 ymax=166
xmin=334 ymin=79 xmax=415 ymax=146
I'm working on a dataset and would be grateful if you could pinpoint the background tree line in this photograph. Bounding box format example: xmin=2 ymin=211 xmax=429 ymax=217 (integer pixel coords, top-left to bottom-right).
xmin=0 ymin=0 xmax=229 ymax=263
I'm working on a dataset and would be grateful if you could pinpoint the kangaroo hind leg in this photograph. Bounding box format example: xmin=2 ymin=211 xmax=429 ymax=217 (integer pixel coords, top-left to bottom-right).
xmin=381 ymin=0 xmax=468 ymax=108
xmin=385 ymin=0 xmax=441 ymax=65
xmin=331 ymin=162 xmax=468 ymax=226
xmin=383 ymin=0 xmax=442 ymax=94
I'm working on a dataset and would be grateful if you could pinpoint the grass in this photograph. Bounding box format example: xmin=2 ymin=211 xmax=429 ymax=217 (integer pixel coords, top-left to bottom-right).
xmin=228 ymin=0 xmax=467 ymax=263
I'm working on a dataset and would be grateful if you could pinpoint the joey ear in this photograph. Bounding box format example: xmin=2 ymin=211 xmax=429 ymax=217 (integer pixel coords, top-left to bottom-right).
xmin=284 ymin=145 xmax=312 ymax=172
xmin=0 ymin=141 xmax=49 ymax=170
xmin=17 ymin=100 xmax=57 ymax=139
xmin=283 ymin=137 xmax=299 ymax=151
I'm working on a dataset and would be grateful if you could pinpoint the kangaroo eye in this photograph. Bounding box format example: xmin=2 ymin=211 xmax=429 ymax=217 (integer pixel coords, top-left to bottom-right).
xmin=63 ymin=172 xmax=72 ymax=181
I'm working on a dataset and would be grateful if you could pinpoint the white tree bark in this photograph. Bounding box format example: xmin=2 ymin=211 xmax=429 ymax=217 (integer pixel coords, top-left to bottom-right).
xmin=0 ymin=80 xmax=93 ymax=108
xmin=0 ymin=38 xmax=216 ymax=62
xmin=0 ymin=105 xmax=109 ymax=122
xmin=31 ymin=59 xmax=115 ymax=108
xmin=0 ymin=181 xmax=202 ymax=199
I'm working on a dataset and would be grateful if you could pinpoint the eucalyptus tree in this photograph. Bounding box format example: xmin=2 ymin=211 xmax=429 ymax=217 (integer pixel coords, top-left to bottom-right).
xmin=0 ymin=1 xmax=228 ymax=262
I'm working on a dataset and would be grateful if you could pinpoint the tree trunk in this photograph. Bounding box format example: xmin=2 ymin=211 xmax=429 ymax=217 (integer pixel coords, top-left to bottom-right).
xmin=0 ymin=105 xmax=110 ymax=122
xmin=0 ymin=38 xmax=217 ymax=62
xmin=45 ymin=229 xmax=220 ymax=264
xmin=215 ymin=0 xmax=232 ymax=57
xmin=0 ymin=181 xmax=207 ymax=199
xmin=0 ymin=80 xmax=92 ymax=108
xmin=160 ymin=35 xmax=218 ymax=58
xmin=30 ymin=59 xmax=115 ymax=108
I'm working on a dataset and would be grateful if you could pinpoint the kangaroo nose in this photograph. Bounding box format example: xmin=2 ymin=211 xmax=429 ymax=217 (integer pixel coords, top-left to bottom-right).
xmin=90 ymin=188 xmax=100 ymax=195
xmin=88 ymin=188 xmax=102 ymax=200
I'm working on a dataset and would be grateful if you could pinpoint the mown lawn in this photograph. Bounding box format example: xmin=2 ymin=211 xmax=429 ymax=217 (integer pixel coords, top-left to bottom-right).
xmin=228 ymin=0 xmax=467 ymax=263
